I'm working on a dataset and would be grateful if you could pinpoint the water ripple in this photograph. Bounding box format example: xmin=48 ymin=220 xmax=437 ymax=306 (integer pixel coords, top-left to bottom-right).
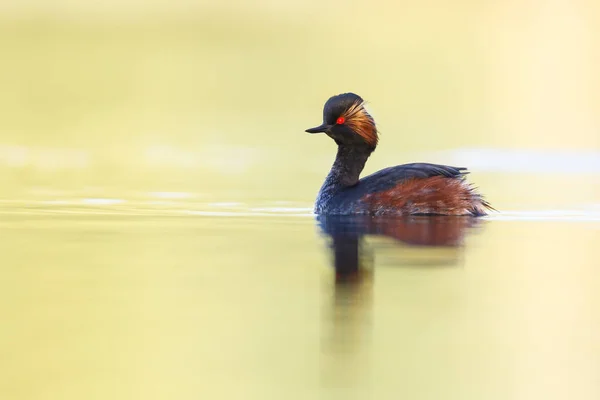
xmin=0 ymin=195 xmax=598 ymax=222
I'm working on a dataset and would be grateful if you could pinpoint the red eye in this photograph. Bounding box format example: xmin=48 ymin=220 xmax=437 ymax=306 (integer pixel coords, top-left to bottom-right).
xmin=336 ymin=117 xmax=345 ymax=125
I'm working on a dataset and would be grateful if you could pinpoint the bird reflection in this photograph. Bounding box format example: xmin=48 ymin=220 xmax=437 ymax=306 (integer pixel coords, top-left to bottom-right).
xmin=317 ymin=215 xmax=483 ymax=388
xmin=318 ymin=215 xmax=481 ymax=278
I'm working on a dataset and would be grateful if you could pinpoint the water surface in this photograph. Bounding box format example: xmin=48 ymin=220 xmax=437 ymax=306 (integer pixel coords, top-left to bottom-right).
xmin=1 ymin=196 xmax=599 ymax=400
xmin=1 ymin=3 xmax=600 ymax=398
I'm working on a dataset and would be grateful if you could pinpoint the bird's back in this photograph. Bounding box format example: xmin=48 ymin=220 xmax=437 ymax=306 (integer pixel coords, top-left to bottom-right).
xmin=319 ymin=163 xmax=492 ymax=216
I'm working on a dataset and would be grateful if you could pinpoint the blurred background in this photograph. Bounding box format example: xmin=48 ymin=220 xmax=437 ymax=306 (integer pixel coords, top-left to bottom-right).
xmin=1 ymin=0 xmax=598 ymax=209
xmin=1 ymin=2 xmax=600 ymax=400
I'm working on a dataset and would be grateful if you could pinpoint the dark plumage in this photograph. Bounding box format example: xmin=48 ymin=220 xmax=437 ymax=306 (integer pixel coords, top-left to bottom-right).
xmin=305 ymin=93 xmax=494 ymax=216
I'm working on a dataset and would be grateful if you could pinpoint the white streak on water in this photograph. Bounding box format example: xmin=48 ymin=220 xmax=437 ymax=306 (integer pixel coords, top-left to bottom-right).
xmin=250 ymin=207 xmax=313 ymax=213
xmin=486 ymin=209 xmax=600 ymax=222
xmin=182 ymin=210 xmax=312 ymax=217
xmin=0 ymin=197 xmax=598 ymax=222
xmin=432 ymin=148 xmax=600 ymax=174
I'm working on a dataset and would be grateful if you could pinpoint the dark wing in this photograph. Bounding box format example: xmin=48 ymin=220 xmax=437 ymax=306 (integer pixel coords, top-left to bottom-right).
xmin=356 ymin=162 xmax=468 ymax=195
xmin=328 ymin=163 xmax=469 ymax=211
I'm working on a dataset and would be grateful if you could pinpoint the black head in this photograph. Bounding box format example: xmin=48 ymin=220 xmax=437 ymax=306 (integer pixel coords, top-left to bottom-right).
xmin=306 ymin=93 xmax=378 ymax=149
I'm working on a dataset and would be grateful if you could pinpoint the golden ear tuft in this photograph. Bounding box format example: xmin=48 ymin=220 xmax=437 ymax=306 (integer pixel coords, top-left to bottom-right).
xmin=342 ymin=101 xmax=378 ymax=147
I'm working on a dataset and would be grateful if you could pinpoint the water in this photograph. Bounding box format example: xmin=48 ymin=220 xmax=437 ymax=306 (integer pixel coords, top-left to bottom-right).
xmin=1 ymin=193 xmax=598 ymax=400
xmin=2 ymin=2 xmax=600 ymax=398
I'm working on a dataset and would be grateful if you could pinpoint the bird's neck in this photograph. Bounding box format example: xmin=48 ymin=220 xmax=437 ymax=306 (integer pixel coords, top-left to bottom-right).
xmin=316 ymin=145 xmax=373 ymax=207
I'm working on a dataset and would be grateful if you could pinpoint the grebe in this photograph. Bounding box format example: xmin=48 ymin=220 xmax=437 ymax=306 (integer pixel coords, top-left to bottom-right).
xmin=306 ymin=93 xmax=493 ymax=216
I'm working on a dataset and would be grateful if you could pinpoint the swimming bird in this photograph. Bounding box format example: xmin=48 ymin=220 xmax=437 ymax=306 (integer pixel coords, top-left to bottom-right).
xmin=306 ymin=93 xmax=493 ymax=216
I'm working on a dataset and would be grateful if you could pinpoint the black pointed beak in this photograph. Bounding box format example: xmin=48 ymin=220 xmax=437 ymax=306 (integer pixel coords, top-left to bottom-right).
xmin=305 ymin=124 xmax=329 ymax=134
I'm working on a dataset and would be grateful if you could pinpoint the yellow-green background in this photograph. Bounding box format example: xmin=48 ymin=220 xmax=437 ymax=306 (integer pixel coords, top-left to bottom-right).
xmin=1 ymin=2 xmax=599 ymax=400
xmin=1 ymin=0 xmax=598 ymax=206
